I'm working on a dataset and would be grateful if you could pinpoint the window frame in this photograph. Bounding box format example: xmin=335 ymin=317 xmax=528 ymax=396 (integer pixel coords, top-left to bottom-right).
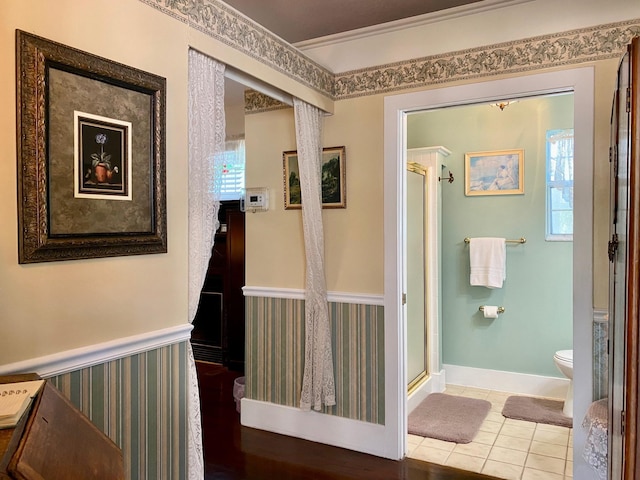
xmin=545 ymin=128 xmax=574 ymax=242
xmin=215 ymin=138 xmax=245 ymax=201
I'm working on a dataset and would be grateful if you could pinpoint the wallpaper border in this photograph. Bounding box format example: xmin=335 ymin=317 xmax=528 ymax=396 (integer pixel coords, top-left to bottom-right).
xmin=242 ymin=18 xmax=640 ymax=112
xmin=333 ymin=19 xmax=640 ymax=99
xmin=138 ymin=0 xmax=333 ymax=97
xmin=137 ymin=0 xmax=639 ymax=103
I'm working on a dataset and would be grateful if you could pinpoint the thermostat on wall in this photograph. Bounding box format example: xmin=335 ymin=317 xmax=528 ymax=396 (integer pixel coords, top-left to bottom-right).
xmin=241 ymin=187 xmax=269 ymax=212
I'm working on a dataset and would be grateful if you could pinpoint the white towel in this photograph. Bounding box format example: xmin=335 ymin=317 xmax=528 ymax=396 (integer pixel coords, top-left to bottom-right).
xmin=469 ymin=237 xmax=506 ymax=288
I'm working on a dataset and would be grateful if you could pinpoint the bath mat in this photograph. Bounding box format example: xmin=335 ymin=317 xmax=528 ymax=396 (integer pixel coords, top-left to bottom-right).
xmin=408 ymin=393 xmax=491 ymax=444
xmin=502 ymin=395 xmax=572 ymax=428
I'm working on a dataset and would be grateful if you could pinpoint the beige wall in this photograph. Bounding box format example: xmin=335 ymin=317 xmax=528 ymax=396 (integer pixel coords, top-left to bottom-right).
xmin=246 ymin=57 xmax=620 ymax=308
xmin=1 ymin=0 xmax=188 ymax=363
xmin=0 ymin=0 xmax=328 ymax=364
xmin=1 ymin=0 xmax=630 ymax=366
xmin=245 ymin=97 xmax=384 ymax=293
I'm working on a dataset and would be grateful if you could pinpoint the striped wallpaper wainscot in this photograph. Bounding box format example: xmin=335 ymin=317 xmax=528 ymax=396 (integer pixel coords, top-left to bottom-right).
xmin=47 ymin=342 xmax=188 ymax=480
xmin=245 ymin=296 xmax=385 ymax=424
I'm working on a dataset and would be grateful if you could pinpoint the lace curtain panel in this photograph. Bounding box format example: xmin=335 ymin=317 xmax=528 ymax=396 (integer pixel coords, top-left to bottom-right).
xmin=293 ymin=98 xmax=336 ymax=411
xmin=187 ymin=49 xmax=226 ymax=479
xmin=582 ymin=398 xmax=608 ymax=479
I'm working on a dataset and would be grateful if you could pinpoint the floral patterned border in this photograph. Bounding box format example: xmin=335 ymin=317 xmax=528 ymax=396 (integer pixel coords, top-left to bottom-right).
xmin=138 ymin=0 xmax=639 ymax=107
xmin=138 ymin=0 xmax=333 ymax=96
xmin=333 ymin=19 xmax=640 ymax=99
xmin=244 ymin=89 xmax=290 ymax=113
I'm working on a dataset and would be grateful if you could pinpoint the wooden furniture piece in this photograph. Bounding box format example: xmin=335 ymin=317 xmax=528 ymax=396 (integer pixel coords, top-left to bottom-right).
xmin=191 ymin=200 xmax=246 ymax=371
xmin=0 ymin=375 xmax=124 ymax=480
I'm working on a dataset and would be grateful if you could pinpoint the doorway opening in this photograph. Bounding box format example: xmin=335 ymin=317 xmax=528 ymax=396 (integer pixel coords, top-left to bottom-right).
xmin=403 ymin=93 xmax=576 ymax=475
xmin=383 ymin=67 xmax=594 ymax=476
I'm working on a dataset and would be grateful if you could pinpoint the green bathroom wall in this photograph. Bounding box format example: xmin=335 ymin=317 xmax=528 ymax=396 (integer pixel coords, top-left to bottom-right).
xmin=407 ymin=94 xmax=573 ymax=377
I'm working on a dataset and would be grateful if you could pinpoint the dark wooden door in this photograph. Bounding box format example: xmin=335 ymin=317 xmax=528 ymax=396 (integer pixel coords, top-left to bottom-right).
xmin=609 ymin=37 xmax=630 ymax=480
xmin=609 ymin=35 xmax=640 ymax=479
xmin=625 ymin=36 xmax=640 ymax=480
xmin=224 ymin=208 xmax=246 ymax=371
xmin=191 ymin=201 xmax=245 ymax=371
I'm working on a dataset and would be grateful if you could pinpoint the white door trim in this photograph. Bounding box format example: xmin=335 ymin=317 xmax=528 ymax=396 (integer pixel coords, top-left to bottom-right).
xmin=383 ymin=68 xmax=594 ymax=475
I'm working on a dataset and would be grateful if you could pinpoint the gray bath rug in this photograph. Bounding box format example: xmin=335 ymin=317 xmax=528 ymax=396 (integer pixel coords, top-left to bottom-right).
xmin=408 ymin=393 xmax=491 ymax=444
xmin=502 ymin=395 xmax=572 ymax=428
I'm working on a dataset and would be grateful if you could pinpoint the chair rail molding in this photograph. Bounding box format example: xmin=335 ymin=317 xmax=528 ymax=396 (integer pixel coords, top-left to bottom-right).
xmin=0 ymin=324 xmax=193 ymax=378
xmin=243 ymin=286 xmax=384 ymax=306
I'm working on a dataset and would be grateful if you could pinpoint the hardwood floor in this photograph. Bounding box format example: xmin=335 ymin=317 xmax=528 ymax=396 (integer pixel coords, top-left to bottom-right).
xmin=197 ymin=361 xmax=498 ymax=480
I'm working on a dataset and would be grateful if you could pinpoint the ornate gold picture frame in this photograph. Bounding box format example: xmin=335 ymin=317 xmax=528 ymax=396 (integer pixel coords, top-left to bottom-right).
xmin=16 ymin=30 xmax=167 ymax=263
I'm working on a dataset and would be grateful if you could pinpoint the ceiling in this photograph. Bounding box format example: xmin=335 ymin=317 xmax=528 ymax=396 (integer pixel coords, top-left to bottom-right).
xmin=223 ymin=0 xmax=484 ymax=44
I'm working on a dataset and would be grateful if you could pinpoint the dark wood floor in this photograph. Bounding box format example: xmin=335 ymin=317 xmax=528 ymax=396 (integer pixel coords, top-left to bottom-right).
xmin=196 ymin=361 xmax=499 ymax=480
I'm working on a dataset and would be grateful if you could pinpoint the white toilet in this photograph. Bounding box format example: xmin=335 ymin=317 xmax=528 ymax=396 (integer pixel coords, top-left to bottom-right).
xmin=553 ymin=349 xmax=573 ymax=417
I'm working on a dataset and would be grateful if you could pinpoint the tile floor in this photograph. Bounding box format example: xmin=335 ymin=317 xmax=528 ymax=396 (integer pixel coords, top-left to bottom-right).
xmin=407 ymin=384 xmax=573 ymax=480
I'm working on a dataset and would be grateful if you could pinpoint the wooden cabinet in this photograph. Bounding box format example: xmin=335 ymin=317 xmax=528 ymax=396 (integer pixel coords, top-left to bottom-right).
xmin=191 ymin=201 xmax=245 ymax=372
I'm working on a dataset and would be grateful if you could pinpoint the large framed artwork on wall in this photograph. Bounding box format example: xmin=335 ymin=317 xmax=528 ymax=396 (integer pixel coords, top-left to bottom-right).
xmin=16 ymin=30 xmax=167 ymax=263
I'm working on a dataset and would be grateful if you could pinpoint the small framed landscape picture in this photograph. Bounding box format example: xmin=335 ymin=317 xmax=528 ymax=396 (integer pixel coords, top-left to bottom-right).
xmin=464 ymin=149 xmax=524 ymax=196
xmin=283 ymin=146 xmax=346 ymax=209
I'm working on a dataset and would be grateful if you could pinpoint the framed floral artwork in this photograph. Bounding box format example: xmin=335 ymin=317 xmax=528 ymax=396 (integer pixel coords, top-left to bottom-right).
xmin=16 ymin=30 xmax=167 ymax=263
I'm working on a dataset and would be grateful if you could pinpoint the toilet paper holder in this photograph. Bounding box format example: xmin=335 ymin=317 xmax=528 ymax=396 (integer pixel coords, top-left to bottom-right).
xmin=479 ymin=306 xmax=505 ymax=314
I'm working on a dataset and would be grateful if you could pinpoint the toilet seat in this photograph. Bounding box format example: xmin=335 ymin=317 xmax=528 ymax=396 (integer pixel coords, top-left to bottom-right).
xmin=554 ymin=350 xmax=573 ymax=363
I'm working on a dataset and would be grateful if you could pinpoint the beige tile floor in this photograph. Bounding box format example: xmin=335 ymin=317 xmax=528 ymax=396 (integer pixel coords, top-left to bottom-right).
xmin=407 ymin=384 xmax=573 ymax=480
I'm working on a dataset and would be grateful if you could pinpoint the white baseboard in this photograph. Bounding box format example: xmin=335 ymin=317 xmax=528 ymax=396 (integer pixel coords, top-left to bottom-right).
xmin=0 ymin=324 xmax=193 ymax=378
xmin=407 ymin=369 xmax=446 ymax=414
xmin=443 ymin=364 xmax=569 ymax=399
xmin=241 ymin=398 xmax=391 ymax=458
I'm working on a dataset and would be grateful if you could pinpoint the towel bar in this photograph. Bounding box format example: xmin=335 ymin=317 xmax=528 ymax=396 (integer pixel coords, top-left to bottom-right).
xmin=464 ymin=237 xmax=526 ymax=244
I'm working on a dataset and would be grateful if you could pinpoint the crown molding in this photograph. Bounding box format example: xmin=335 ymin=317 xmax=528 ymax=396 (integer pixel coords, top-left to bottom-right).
xmin=294 ymin=0 xmax=533 ymax=50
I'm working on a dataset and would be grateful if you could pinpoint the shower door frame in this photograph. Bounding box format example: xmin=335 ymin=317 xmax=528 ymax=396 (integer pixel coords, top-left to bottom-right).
xmin=406 ymin=161 xmax=429 ymax=393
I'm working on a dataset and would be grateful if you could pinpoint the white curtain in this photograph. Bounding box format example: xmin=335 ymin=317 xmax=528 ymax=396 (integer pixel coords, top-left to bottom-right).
xmin=187 ymin=49 xmax=226 ymax=479
xmin=293 ymin=98 xmax=336 ymax=411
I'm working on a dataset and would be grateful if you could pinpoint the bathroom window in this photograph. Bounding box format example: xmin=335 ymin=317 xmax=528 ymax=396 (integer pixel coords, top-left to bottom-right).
xmin=546 ymin=129 xmax=574 ymax=241
xmin=215 ymin=137 xmax=245 ymax=200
